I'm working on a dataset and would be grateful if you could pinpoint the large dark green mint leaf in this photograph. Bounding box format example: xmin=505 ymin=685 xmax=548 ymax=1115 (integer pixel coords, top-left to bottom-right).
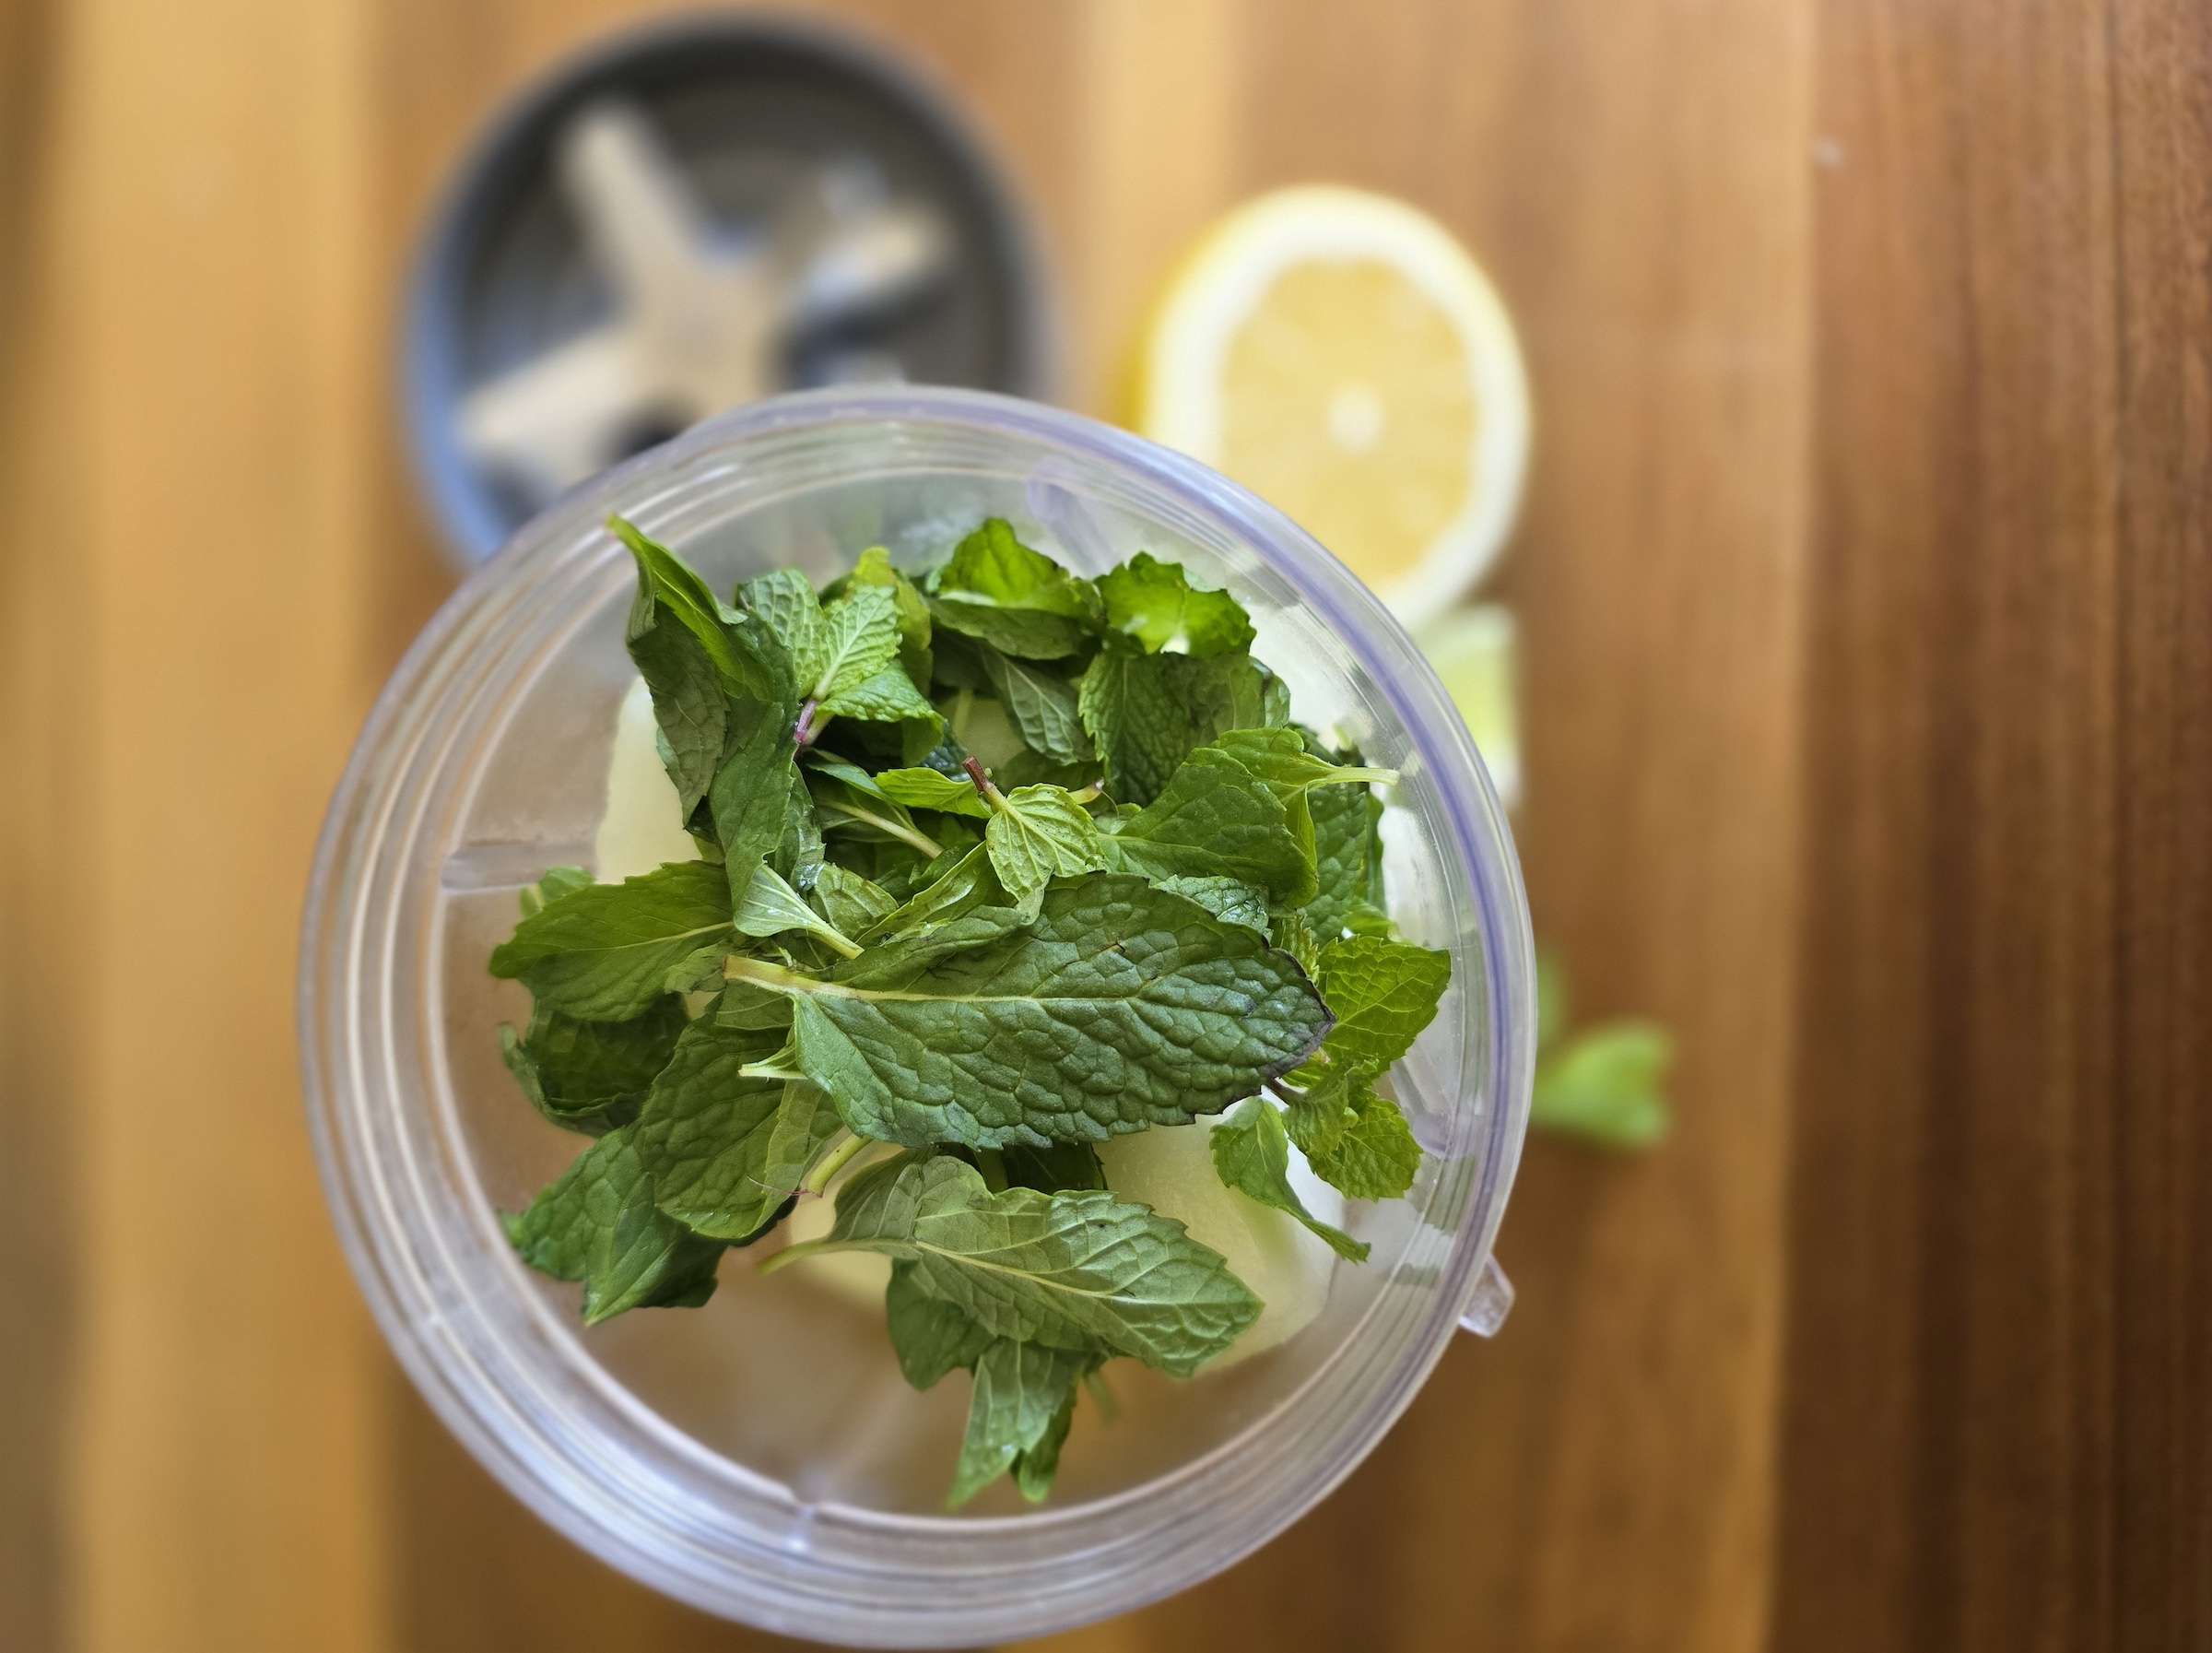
xmin=983 ymin=785 xmax=1109 ymax=903
xmin=1210 ymin=1097 xmax=1369 ymax=1261
xmin=1098 ymin=551 xmax=1253 ymax=658
xmin=885 ymin=1259 xmax=994 ymax=1391
xmin=631 ymin=1015 xmax=837 ymax=1240
xmin=500 ymin=996 xmax=686 ymax=1137
xmin=490 ymin=861 xmax=734 ymax=1021
xmin=952 ymin=1340 xmax=1094 ymax=1507
xmin=782 ymin=1155 xmax=1257 ymax=1376
xmin=926 ymin=519 xmax=1102 ymax=661
xmin=979 ymin=644 xmax=1093 ymax=763
xmin=997 ymin=1139 xmax=1107 ymax=1193
xmin=709 ymin=697 xmax=800 ymax=908
xmin=504 ymin=1126 xmax=724 ymax=1323
xmin=1306 ymin=1093 xmax=1422 ymax=1199
xmin=1100 ymin=750 xmax=1314 ymax=904
xmin=1310 ymin=936 xmax=1450 ymax=1069
xmin=730 ymin=875 xmax=1331 ymax=1148
xmin=1077 ymin=638 xmax=1275 ymax=805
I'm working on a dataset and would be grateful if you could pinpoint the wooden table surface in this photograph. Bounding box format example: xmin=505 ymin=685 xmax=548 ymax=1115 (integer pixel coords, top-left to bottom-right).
xmin=1 ymin=2 xmax=2205 ymax=1650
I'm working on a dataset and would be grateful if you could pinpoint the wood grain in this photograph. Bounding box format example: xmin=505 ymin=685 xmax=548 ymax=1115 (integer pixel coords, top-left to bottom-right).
xmin=1773 ymin=1 xmax=2212 ymax=1648
xmin=0 ymin=0 xmax=392 ymax=1647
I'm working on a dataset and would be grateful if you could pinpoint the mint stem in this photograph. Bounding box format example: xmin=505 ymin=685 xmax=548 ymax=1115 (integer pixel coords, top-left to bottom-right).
xmin=963 ymin=756 xmax=1007 ymax=811
xmin=803 ymin=1130 xmax=869 ymax=1196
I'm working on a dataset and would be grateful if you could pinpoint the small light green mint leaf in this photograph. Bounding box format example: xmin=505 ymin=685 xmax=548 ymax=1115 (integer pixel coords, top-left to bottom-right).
xmin=926 ymin=518 xmax=1102 ymax=660
xmin=786 ymin=1155 xmax=1258 ymax=1376
xmin=1307 ymin=1093 xmax=1422 ymax=1200
xmin=489 ymin=860 xmax=734 ymax=1022
xmin=886 ymin=1258 xmax=994 ymax=1391
xmin=521 ymin=865 xmax=593 ymax=919
xmin=735 ymin=862 xmax=861 ymax=957
xmin=1154 ymin=875 xmax=1270 ymax=933
xmin=1342 ymin=899 xmax=1395 ymax=938
xmin=807 ymin=768 xmax=944 ymax=859
xmin=1311 ymin=936 xmax=1451 ymax=1070
xmin=951 ymin=1339 xmax=1094 ymax=1508
xmin=506 ymin=1125 xmax=725 ymax=1323
xmin=778 ymin=762 xmax=825 ymax=891
xmin=825 ymin=546 xmax=934 ymax=683
xmin=984 ymin=785 xmax=1109 ymax=903
xmin=731 ymin=875 xmax=1331 ymax=1148
xmin=1272 ymin=908 xmax=1323 ymax=976
xmin=1078 ymin=638 xmax=1274 ymax=806
xmin=500 ymin=996 xmax=687 ymax=1137
xmin=663 ymin=943 xmax=730 ymax=997
xmin=1209 ymin=726 xmax=1397 ymax=799
xmin=978 ymin=645 xmax=1094 ymax=764
xmin=1305 ymin=774 xmax=1386 ymax=941
xmin=1098 ymin=550 xmax=1254 ymax=658
xmin=1099 ymin=749 xmax=1313 ymax=904
xmin=1280 ymin=1058 xmax=1378 ymax=1163
xmin=1210 ymin=1097 xmax=1370 ymax=1261
xmin=632 ymin=1016 xmax=839 ymax=1239
xmin=709 ymin=698 xmax=800 ymax=908
xmin=811 ymin=863 xmax=899 ymax=937
xmin=737 ymin=568 xmax=830 ymax=675
xmin=822 ymin=662 xmax=938 ymax=726
xmin=1530 ymin=1021 xmax=1674 ymax=1150
xmin=806 ymin=584 xmax=903 ymax=703
xmin=874 ymin=766 xmax=993 ymax=819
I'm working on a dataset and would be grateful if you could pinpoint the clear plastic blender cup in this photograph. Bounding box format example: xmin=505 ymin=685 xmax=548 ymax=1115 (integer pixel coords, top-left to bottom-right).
xmin=300 ymin=385 xmax=1534 ymax=1647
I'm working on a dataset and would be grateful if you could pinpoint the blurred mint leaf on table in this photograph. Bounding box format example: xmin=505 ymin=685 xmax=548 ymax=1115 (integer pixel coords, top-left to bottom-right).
xmin=1529 ymin=949 xmax=1674 ymax=1150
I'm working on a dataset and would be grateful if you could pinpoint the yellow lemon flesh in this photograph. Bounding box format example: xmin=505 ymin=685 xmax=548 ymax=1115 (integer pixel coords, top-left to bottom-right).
xmin=1135 ymin=185 xmax=1531 ymax=627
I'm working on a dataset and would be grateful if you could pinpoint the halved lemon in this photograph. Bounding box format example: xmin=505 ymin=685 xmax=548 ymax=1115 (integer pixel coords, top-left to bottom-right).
xmin=1134 ymin=185 xmax=1532 ymax=625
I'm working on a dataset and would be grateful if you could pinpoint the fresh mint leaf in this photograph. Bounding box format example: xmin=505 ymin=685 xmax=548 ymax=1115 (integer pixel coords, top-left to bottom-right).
xmin=983 ymin=784 xmax=1109 ymax=903
xmin=1279 ymin=1057 xmax=1376 ymax=1163
xmin=886 ymin=1259 xmax=994 ymax=1390
xmin=1077 ymin=639 xmax=1275 ymax=806
xmin=779 ymin=1155 xmax=1257 ymax=1376
xmin=1210 ymin=1097 xmax=1369 ymax=1261
xmin=1309 ymin=936 xmax=1450 ymax=1070
xmin=1305 ymin=776 xmax=1385 ymax=941
xmin=822 ymin=663 xmax=939 ymax=727
xmin=998 ymin=749 xmax=1101 ymax=791
xmin=521 ymin=865 xmax=592 ymax=918
xmin=1209 ymin=726 xmax=1396 ymax=800
xmin=500 ymin=996 xmax=686 ymax=1137
xmin=1272 ymin=908 xmax=1323 ymax=976
xmin=1100 ymin=748 xmax=1314 ymax=904
xmin=1531 ymin=1021 xmax=1673 ymax=1149
xmin=735 ymin=861 xmax=861 ymax=957
xmin=855 ymin=843 xmax=1020 ymax=945
xmin=490 ymin=860 xmax=734 ymax=1022
xmin=631 ymin=1015 xmax=840 ymax=1240
xmin=997 ymin=1139 xmax=1107 ymax=1193
xmin=978 ymin=645 xmax=1093 ymax=764
xmin=1098 ymin=551 xmax=1254 ymax=658
xmin=806 ymin=767 xmax=944 ymax=860
xmin=1306 ymin=1093 xmax=1421 ymax=1199
xmin=708 ymin=697 xmax=800 ymax=908
xmin=812 ymin=863 xmax=898 ymax=937
xmin=951 ymin=1340 xmax=1094 ymax=1507
xmin=1009 ymin=1365 xmax=1083 ymax=1503
xmin=873 ymin=766 xmax=993 ymax=819
xmin=1154 ymin=874 xmax=1271 ymax=933
xmin=729 ymin=876 xmax=1331 ymax=1148
xmin=825 ymin=547 xmax=933 ymax=684
xmin=808 ymin=584 xmax=903 ymax=703
xmin=926 ymin=519 xmax=1102 ymax=661
xmin=505 ymin=1125 xmax=725 ymax=1323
